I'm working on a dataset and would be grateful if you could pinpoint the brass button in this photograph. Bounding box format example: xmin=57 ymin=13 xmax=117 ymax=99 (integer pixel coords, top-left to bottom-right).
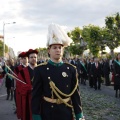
xmin=51 ymin=105 xmax=54 ymax=108
xmin=48 ymin=77 xmax=50 ymax=79
xmin=66 ymin=85 xmax=69 ymax=87
xmin=67 ymin=67 xmax=69 ymax=69
xmin=47 ymin=68 xmax=49 ymax=70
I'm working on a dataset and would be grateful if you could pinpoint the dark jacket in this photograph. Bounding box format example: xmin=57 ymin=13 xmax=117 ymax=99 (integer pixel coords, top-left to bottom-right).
xmin=90 ymin=62 xmax=102 ymax=77
xmin=32 ymin=62 xmax=83 ymax=120
xmin=103 ymin=61 xmax=110 ymax=75
xmin=113 ymin=60 xmax=120 ymax=85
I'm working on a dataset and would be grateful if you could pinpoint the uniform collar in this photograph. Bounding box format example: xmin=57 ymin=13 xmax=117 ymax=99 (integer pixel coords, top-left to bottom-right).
xmin=28 ymin=63 xmax=34 ymax=70
xmin=48 ymin=59 xmax=63 ymax=67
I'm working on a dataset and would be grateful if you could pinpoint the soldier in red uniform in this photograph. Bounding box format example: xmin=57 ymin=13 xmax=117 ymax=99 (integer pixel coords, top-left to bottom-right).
xmin=18 ymin=49 xmax=38 ymax=120
xmin=15 ymin=52 xmax=28 ymax=118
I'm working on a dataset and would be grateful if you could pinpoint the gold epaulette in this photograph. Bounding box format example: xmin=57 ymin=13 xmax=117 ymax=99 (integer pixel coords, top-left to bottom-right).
xmin=36 ymin=62 xmax=47 ymax=67
xmin=65 ymin=62 xmax=76 ymax=69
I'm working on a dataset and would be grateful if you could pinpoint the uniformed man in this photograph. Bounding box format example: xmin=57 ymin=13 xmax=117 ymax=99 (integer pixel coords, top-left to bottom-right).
xmin=18 ymin=49 xmax=38 ymax=120
xmin=15 ymin=52 xmax=28 ymax=118
xmin=113 ymin=53 xmax=120 ymax=97
xmin=87 ymin=58 xmax=94 ymax=88
xmin=31 ymin=23 xmax=85 ymax=120
xmin=91 ymin=57 xmax=102 ymax=90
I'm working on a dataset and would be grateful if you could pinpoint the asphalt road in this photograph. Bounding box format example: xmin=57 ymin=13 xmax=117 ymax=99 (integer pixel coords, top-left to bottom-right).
xmin=0 ymin=80 xmax=18 ymax=120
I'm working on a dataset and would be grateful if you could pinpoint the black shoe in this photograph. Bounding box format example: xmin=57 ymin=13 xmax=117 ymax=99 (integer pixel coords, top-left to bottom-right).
xmin=10 ymin=96 xmax=13 ymax=101
xmin=6 ymin=95 xmax=9 ymax=100
xmin=14 ymin=110 xmax=17 ymax=114
xmin=115 ymin=93 xmax=118 ymax=98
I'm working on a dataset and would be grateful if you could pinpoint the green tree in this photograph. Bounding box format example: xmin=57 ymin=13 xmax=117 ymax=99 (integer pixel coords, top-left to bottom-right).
xmin=82 ymin=25 xmax=102 ymax=57
xmin=37 ymin=47 xmax=48 ymax=59
xmin=0 ymin=41 xmax=9 ymax=57
xmin=68 ymin=27 xmax=86 ymax=56
xmin=105 ymin=12 xmax=120 ymax=57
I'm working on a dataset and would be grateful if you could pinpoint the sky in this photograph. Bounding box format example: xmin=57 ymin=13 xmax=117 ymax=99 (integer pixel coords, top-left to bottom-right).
xmin=0 ymin=0 xmax=120 ymax=56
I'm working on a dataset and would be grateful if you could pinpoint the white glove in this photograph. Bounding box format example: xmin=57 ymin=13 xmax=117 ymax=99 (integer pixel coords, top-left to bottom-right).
xmin=79 ymin=116 xmax=85 ymax=120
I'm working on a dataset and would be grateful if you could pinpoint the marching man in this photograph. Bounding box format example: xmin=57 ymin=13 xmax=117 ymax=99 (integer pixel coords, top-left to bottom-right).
xmin=31 ymin=23 xmax=85 ymax=120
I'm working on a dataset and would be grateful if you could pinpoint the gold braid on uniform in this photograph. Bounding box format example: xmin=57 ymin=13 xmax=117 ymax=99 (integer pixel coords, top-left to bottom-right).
xmin=49 ymin=81 xmax=73 ymax=108
xmin=50 ymin=78 xmax=78 ymax=97
xmin=49 ymin=63 xmax=78 ymax=108
xmin=36 ymin=62 xmax=47 ymax=67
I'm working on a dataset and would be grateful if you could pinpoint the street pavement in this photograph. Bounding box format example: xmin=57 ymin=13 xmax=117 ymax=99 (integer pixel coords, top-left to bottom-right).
xmin=0 ymin=81 xmax=18 ymax=120
xmin=0 ymin=79 xmax=120 ymax=120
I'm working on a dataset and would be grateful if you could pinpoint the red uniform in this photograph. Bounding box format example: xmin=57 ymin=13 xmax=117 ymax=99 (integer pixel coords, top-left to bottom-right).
xmin=18 ymin=66 xmax=33 ymax=120
xmin=14 ymin=65 xmax=24 ymax=119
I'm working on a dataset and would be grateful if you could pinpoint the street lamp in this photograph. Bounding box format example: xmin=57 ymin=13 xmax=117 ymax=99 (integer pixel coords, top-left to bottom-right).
xmin=3 ymin=22 xmax=16 ymax=59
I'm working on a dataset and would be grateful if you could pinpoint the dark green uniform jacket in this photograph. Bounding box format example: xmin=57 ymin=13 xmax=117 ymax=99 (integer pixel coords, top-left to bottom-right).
xmin=32 ymin=60 xmax=83 ymax=120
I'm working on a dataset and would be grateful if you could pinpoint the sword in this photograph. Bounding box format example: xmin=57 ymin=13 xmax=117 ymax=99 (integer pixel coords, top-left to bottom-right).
xmin=7 ymin=73 xmax=26 ymax=84
xmin=5 ymin=64 xmax=18 ymax=77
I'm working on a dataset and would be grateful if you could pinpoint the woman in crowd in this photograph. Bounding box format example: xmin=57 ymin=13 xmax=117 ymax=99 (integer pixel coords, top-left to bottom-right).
xmin=113 ymin=53 xmax=120 ymax=98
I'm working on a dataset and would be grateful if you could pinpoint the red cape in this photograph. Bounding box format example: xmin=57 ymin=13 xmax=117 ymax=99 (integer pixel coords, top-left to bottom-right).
xmin=14 ymin=65 xmax=24 ymax=119
xmin=19 ymin=67 xmax=32 ymax=120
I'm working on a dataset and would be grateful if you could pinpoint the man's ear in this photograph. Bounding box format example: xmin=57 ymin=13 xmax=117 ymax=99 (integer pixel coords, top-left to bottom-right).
xmin=48 ymin=47 xmax=50 ymax=57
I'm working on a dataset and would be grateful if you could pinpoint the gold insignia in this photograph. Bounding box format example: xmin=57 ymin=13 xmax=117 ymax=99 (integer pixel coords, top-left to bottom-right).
xmin=65 ymin=62 xmax=76 ymax=69
xmin=36 ymin=62 xmax=47 ymax=67
xmin=62 ymin=72 xmax=68 ymax=77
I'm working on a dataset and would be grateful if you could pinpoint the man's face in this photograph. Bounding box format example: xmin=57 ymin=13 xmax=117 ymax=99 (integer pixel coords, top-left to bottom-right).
xmin=95 ymin=58 xmax=99 ymax=62
xmin=29 ymin=53 xmax=37 ymax=65
xmin=118 ymin=54 xmax=120 ymax=59
xmin=48 ymin=44 xmax=64 ymax=60
xmin=22 ymin=57 xmax=28 ymax=65
xmin=91 ymin=58 xmax=93 ymax=62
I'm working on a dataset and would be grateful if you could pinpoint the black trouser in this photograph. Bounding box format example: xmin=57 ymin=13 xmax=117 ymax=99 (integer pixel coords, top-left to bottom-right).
xmin=104 ymin=74 xmax=110 ymax=86
xmin=14 ymin=89 xmax=16 ymax=105
xmin=78 ymin=74 xmax=81 ymax=83
xmin=89 ymin=75 xmax=94 ymax=87
xmin=6 ymin=88 xmax=13 ymax=100
xmin=94 ymin=76 xmax=101 ymax=90
xmin=6 ymin=88 xmax=10 ymax=98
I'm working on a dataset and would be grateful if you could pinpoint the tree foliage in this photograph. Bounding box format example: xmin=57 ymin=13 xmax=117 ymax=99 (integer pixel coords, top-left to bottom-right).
xmin=82 ymin=25 xmax=102 ymax=56
xmin=105 ymin=12 xmax=120 ymax=49
xmin=37 ymin=47 xmax=48 ymax=58
xmin=0 ymin=40 xmax=9 ymax=57
xmin=68 ymin=27 xmax=86 ymax=55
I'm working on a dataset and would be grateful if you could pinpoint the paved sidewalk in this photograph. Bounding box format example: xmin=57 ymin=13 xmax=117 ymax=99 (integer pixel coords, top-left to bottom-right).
xmin=0 ymin=81 xmax=18 ymax=120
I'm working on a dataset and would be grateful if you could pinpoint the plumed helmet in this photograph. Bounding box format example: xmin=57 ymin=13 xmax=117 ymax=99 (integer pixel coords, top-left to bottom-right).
xmin=47 ymin=23 xmax=73 ymax=47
